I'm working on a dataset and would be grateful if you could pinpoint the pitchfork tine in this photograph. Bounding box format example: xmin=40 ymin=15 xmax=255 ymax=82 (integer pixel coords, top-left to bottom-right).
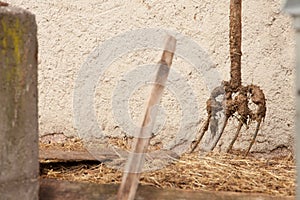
xmin=227 ymin=120 xmax=243 ymax=153
xmin=210 ymin=116 xmax=229 ymax=151
xmin=189 ymin=115 xmax=211 ymax=153
xmin=244 ymin=117 xmax=262 ymax=157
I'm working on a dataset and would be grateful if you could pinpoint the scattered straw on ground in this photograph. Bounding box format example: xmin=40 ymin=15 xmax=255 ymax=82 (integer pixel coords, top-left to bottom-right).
xmin=40 ymin=136 xmax=296 ymax=197
xmin=39 ymin=133 xmax=85 ymax=151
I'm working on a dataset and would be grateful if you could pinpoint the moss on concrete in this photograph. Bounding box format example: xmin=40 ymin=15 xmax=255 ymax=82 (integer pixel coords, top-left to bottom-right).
xmin=0 ymin=15 xmax=26 ymax=132
xmin=1 ymin=17 xmax=24 ymax=84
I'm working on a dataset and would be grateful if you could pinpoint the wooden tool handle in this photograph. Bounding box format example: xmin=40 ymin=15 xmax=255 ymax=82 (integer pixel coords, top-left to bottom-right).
xmin=229 ymin=0 xmax=242 ymax=91
xmin=117 ymin=35 xmax=176 ymax=200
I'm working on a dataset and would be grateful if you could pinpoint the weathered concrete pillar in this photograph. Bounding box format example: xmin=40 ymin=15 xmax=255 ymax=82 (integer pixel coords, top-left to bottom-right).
xmin=0 ymin=4 xmax=38 ymax=200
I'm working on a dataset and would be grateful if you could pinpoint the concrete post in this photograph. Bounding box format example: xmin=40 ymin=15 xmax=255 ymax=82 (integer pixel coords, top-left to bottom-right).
xmin=0 ymin=4 xmax=38 ymax=200
xmin=284 ymin=1 xmax=300 ymax=198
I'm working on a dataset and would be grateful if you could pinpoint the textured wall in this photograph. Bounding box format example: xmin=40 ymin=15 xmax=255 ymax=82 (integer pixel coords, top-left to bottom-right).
xmin=7 ymin=0 xmax=295 ymax=155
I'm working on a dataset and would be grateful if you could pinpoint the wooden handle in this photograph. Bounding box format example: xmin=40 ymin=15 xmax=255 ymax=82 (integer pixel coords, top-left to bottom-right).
xmin=117 ymin=35 xmax=176 ymax=200
xmin=229 ymin=0 xmax=242 ymax=91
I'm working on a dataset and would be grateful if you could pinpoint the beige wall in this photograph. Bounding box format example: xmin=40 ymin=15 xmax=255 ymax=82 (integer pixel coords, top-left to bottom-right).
xmin=7 ymin=0 xmax=295 ymax=155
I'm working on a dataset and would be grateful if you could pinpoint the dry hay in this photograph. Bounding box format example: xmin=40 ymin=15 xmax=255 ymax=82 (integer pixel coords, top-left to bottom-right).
xmin=40 ymin=133 xmax=85 ymax=151
xmin=40 ymin=136 xmax=295 ymax=197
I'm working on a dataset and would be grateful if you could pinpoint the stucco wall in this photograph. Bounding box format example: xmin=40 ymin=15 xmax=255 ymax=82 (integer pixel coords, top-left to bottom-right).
xmin=7 ymin=0 xmax=295 ymax=155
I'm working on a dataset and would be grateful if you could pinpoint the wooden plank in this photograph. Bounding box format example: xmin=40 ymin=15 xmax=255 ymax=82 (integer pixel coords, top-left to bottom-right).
xmin=39 ymin=179 xmax=295 ymax=200
xmin=39 ymin=149 xmax=118 ymax=162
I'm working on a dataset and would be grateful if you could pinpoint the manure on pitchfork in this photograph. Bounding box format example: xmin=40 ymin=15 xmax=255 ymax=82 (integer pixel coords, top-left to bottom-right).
xmin=190 ymin=0 xmax=266 ymax=156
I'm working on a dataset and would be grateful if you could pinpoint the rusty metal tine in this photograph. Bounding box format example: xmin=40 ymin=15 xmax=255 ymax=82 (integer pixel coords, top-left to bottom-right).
xmin=244 ymin=117 xmax=262 ymax=157
xmin=227 ymin=120 xmax=243 ymax=153
xmin=189 ymin=115 xmax=211 ymax=153
xmin=210 ymin=116 xmax=229 ymax=151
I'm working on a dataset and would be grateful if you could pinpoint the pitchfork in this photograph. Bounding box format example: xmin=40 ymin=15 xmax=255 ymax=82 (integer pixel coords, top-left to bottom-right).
xmin=190 ymin=0 xmax=266 ymax=156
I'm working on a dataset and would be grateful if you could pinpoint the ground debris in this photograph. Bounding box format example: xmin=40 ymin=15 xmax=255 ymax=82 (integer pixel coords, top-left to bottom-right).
xmin=40 ymin=138 xmax=295 ymax=197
